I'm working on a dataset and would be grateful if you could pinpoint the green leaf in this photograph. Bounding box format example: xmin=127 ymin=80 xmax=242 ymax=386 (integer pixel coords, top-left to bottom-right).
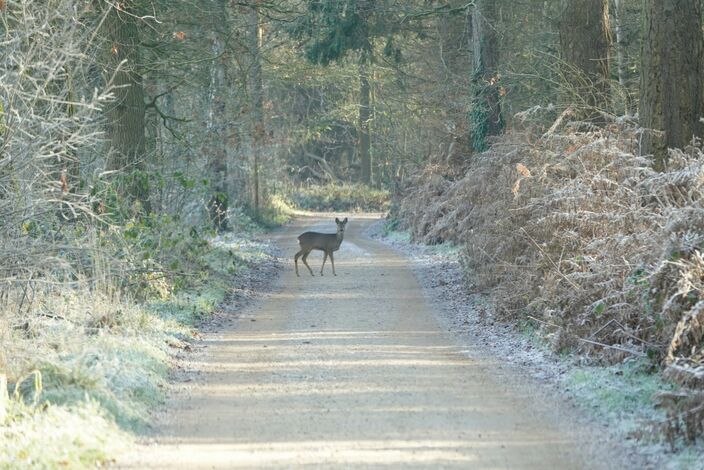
xmin=594 ymin=303 xmax=606 ymax=315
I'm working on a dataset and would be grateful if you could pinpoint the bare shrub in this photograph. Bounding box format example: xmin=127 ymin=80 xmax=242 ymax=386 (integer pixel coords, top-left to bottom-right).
xmin=0 ymin=0 xmax=115 ymax=306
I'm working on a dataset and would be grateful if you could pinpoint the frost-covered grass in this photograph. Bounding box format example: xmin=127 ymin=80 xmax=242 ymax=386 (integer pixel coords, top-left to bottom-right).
xmin=566 ymin=359 xmax=672 ymax=432
xmin=35 ymin=334 xmax=171 ymax=431
xmin=382 ymin=227 xmax=462 ymax=257
xmin=1 ymin=232 xmax=274 ymax=468
xmin=380 ymin=215 xmax=462 ymax=253
xmin=382 ymin=228 xmax=412 ymax=244
xmin=1 ymin=401 xmax=128 ymax=470
xmin=567 ymin=361 xmax=704 ymax=469
xmin=2 ymin=297 xmax=186 ymax=467
xmin=426 ymin=241 xmax=462 ymax=257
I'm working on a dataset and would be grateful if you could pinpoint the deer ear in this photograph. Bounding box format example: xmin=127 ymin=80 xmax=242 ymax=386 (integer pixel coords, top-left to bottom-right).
xmin=343 ymin=217 xmax=348 ymax=223
xmin=335 ymin=217 xmax=340 ymax=223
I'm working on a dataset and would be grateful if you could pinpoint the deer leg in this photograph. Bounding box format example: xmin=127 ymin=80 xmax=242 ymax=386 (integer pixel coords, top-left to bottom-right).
xmin=294 ymin=250 xmax=302 ymax=277
xmin=320 ymin=251 xmax=328 ymax=276
xmin=301 ymin=252 xmax=314 ymax=276
xmin=330 ymin=252 xmax=336 ymax=276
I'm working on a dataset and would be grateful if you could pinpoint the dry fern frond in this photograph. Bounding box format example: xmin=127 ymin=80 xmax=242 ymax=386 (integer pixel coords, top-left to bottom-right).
xmin=656 ymin=390 xmax=704 ymax=447
xmin=395 ymin=122 xmax=704 ymax=377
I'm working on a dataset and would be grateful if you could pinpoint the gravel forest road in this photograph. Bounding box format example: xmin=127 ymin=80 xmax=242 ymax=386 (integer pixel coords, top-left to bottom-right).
xmin=118 ymin=214 xmax=618 ymax=469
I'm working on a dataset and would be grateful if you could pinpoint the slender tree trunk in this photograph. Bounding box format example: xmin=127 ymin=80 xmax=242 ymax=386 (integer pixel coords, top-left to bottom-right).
xmin=471 ymin=0 xmax=503 ymax=152
xmin=245 ymin=2 xmax=264 ymax=215
xmin=371 ymin=67 xmax=380 ymax=187
xmin=56 ymin=74 xmax=80 ymax=221
xmin=612 ymin=0 xmax=626 ymax=87
xmin=640 ymin=0 xmax=703 ymax=170
xmin=104 ymin=5 xmax=149 ymax=210
xmin=438 ymin=1 xmax=472 ymax=163
xmin=558 ymin=0 xmax=611 ymax=119
xmin=225 ymin=28 xmax=244 ymax=205
xmin=358 ymin=58 xmax=372 ymax=185
xmin=65 ymin=74 xmax=80 ymax=194
xmin=353 ymin=0 xmax=374 ymax=185
xmin=206 ymin=0 xmax=229 ymax=230
xmin=0 ymin=100 xmax=11 ymax=200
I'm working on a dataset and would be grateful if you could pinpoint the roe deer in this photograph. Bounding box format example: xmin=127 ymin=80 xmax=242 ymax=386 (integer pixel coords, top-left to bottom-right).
xmin=294 ymin=217 xmax=348 ymax=277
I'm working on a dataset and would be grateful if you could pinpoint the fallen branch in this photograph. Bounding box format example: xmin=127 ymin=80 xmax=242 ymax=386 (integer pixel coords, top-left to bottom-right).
xmin=576 ymin=337 xmax=646 ymax=357
xmin=527 ymin=315 xmax=646 ymax=357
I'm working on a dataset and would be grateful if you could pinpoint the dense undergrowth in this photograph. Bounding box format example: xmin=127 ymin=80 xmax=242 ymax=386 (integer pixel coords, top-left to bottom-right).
xmin=0 ymin=209 xmax=276 ymax=469
xmin=289 ymin=183 xmax=390 ymax=213
xmin=248 ymin=182 xmax=390 ymax=229
xmin=392 ymin=114 xmax=704 ymax=445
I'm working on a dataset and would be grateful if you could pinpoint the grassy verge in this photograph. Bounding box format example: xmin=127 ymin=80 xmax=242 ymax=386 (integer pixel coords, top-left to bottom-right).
xmin=566 ymin=359 xmax=672 ymax=435
xmin=1 ymin=224 xmax=277 ymax=468
xmin=254 ymin=195 xmax=297 ymax=228
xmin=1 ymin=401 xmax=127 ymax=470
xmin=566 ymin=361 xmax=704 ymax=469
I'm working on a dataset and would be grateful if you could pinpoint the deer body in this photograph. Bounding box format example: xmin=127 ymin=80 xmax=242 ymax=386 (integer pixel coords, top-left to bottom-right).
xmin=295 ymin=217 xmax=348 ymax=277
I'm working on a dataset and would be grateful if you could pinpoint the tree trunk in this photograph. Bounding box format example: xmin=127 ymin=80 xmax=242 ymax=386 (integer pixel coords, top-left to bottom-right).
xmin=206 ymin=0 xmax=229 ymax=231
xmin=640 ymin=0 xmax=703 ymax=170
xmin=65 ymin=74 xmax=80 ymax=195
xmin=437 ymin=1 xmax=472 ymax=163
xmin=104 ymin=5 xmax=149 ymax=209
xmin=359 ymin=58 xmax=372 ymax=185
xmin=558 ymin=0 xmax=611 ymax=119
xmin=57 ymin=75 xmax=80 ymax=221
xmin=245 ymin=2 xmax=264 ymax=215
xmin=612 ymin=0 xmax=626 ymax=87
xmin=471 ymin=0 xmax=503 ymax=152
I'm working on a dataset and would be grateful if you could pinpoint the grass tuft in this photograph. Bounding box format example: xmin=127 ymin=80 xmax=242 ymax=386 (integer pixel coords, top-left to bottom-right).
xmin=0 ymin=400 xmax=128 ymax=469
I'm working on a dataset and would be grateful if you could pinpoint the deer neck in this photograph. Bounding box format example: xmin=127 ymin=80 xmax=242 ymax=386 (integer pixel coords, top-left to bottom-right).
xmin=335 ymin=231 xmax=344 ymax=247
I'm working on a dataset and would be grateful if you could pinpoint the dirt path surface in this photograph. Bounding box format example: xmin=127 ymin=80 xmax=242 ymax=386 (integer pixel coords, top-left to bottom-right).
xmin=118 ymin=214 xmax=619 ymax=469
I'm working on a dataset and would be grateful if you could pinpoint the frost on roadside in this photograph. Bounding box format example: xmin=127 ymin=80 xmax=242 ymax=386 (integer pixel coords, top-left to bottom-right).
xmin=0 ymin=400 xmax=129 ymax=469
